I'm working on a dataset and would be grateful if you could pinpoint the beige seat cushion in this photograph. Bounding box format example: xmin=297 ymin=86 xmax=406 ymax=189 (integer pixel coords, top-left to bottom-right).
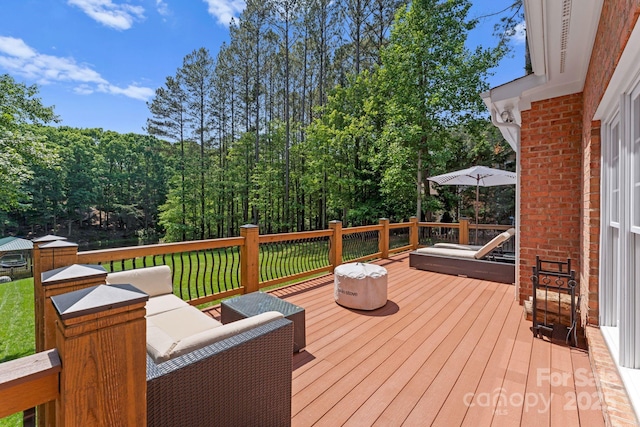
xmin=106 ymin=265 xmax=173 ymax=297
xmin=148 ymin=306 xmax=221 ymax=340
xmin=146 ymin=294 xmax=190 ymax=316
xmin=171 ymin=311 xmax=284 ymax=359
xmin=147 ymin=308 xmax=283 ymax=363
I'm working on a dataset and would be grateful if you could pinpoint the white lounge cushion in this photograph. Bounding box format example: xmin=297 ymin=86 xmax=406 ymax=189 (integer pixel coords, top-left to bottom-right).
xmin=145 ymin=293 xmax=190 ymax=316
xmin=106 ymin=265 xmax=173 ymax=297
xmin=147 ymin=309 xmax=283 ymax=363
xmin=474 ymin=228 xmax=514 ymax=259
xmin=415 ymin=247 xmax=478 ymax=258
xmin=432 ymin=243 xmax=483 ymax=251
xmin=416 ymin=228 xmax=515 ymax=260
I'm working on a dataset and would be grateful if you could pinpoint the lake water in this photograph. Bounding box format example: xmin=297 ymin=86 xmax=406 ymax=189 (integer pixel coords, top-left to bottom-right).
xmin=78 ymin=237 xmax=159 ymax=251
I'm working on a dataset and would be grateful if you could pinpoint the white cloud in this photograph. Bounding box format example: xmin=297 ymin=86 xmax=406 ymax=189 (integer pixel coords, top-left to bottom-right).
xmin=0 ymin=37 xmax=36 ymax=58
xmin=156 ymin=0 xmax=170 ymax=16
xmin=67 ymin=0 xmax=145 ymax=30
xmin=98 ymin=83 xmax=155 ymax=100
xmin=202 ymin=0 xmax=245 ymax=26
xmin=73 ymin=84 xmax=95 ymax=95
xmin=513 ymin=21 xmax=526 ymax=45
xmin=0 ymin=36 xmax=154 ymax=101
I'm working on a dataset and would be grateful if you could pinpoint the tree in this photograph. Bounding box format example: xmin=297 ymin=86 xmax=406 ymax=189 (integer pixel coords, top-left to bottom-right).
xmin=149 ymin=49 xmax=215 ymax=240
xmin=49 ymin=128 xmax=100 ymax=236
xmin=0 ymin=74 xmax=58 ymax=130
xmin=273 ymin=0 xmax=299 ymax=230
xmin=304 ymin=72 xmax=381 ymax=225
xmin=375 ymin=0 xmax=505 ymax=220
xmin=147 ymin=75 xmax=189 ymax=239
xmin=0 ymin=75 xmax=59 ymax=213
xmin=179 ymin=48 xmax=215 ymax=239
xmin=486 ymin=1 xmax=528 ymax=73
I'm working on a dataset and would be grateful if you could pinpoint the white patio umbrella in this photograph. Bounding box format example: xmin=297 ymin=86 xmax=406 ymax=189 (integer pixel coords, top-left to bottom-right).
xmin=428 ymin=165 xmax=516 ymax=242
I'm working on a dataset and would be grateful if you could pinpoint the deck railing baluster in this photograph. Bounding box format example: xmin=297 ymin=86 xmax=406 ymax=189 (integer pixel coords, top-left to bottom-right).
xmin=221 ymin=248 xmax=229 ymax=292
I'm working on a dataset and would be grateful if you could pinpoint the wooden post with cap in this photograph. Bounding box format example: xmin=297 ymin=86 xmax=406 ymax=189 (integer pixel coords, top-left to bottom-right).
xmin=52 ymin=284 xmax=148 ymax=426
xmin=32 ymin=237 xmax=79 ymax=427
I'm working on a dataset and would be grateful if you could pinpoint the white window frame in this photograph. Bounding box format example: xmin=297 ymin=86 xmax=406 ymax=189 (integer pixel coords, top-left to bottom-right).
xmin=600 ymin=115 xmax=620 ymax=327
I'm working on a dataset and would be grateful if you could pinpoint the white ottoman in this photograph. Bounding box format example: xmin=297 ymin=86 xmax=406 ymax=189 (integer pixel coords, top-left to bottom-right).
xmin=334 ymin=263 xmax=388 ymax=310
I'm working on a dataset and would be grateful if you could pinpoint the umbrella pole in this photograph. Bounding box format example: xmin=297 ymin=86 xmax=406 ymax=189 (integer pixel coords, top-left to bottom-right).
xmin=475 ymin=180 xmax=479 ymax=245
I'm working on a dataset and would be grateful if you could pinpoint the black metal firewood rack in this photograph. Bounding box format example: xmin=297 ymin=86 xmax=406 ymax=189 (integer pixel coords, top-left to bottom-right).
xmin=531 ymin=256 xmax=578 ymax=346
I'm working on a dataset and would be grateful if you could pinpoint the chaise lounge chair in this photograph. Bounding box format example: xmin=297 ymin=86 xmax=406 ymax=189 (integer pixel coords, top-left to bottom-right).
xmin=409 ymin=228 xmax=516 ymax=283
xmin=423 ymin=228 xmax=515 ymax=257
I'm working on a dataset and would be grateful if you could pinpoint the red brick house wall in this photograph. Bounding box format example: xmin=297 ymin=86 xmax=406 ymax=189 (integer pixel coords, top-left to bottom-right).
xmin=580 ymin=122 xmax=600 ymax=326
xmin=518 ymin=93 xmax=583 ymax=304
xmin=517 ymin=1 xmax=640 ymax=325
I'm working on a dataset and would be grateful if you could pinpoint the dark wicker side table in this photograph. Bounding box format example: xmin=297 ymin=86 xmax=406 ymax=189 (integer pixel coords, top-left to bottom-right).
xmin=221 ymin=292 xmax=305 ymax=352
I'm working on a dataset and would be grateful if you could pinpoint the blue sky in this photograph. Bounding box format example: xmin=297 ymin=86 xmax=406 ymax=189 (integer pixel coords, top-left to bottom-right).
xmin=0 ymin=0 xmax=526 ymax=134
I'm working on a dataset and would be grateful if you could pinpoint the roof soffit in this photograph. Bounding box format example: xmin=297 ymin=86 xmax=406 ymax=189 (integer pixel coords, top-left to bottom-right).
xmin=523 ymin=0 xmax=603 ymax=103
xmin=483 ymin=0 xmax=603 ymax=146
xmin=520 ymin=0 xmax=603 ymax=102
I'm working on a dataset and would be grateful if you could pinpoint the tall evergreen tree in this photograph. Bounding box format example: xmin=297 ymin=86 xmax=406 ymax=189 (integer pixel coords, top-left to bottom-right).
xmin=147 ymin=75 xmax=189 ymax=240
xmin=179 ymin=48 xmax=215 ymax=239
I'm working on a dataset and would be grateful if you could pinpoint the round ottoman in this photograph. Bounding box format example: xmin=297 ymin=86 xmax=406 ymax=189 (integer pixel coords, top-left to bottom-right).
xmin=334 ymin=263 xmax=388 ymax=310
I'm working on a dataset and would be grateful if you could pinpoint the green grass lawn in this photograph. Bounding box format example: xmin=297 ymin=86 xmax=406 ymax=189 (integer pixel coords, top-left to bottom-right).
xmin=0 ymin=277 xmax=35 ymax=427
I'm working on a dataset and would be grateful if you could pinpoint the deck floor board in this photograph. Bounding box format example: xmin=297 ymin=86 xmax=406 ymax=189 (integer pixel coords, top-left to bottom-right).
xmin=208 ymin=253 xmax=607 ymax=426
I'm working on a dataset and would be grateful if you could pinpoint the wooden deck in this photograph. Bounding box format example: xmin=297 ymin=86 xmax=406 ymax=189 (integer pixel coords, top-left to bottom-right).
xmin=212 ymin=253 xmax=606 ymax=426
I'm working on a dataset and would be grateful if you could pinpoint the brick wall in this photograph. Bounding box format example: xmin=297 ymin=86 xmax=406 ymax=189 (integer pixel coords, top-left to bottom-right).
xmin=583 ymin=0 xmax=640 ymax=117
xmin=502 ymin=0 xmax=640 ymax=322
xmin=518 ymin=93 xmax=583 ymax=304
xmin=580 ymin=123 xmax=601 ymax=326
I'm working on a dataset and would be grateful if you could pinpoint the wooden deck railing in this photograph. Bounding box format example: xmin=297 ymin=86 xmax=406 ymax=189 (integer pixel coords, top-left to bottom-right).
xmin=0 ymin=350 xmax=60 ymax=422
xmin=0 ymin=218 xmax=513 ymax=425
xmin=39 ymin=218 xmax=513 ymax=309
xmin=1 ymin=274 xmax=147 ymax=426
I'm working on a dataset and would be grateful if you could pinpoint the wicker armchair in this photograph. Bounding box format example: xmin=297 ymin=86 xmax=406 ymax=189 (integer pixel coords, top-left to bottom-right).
xmin=147 ymin=317 xmax=293 ymax=427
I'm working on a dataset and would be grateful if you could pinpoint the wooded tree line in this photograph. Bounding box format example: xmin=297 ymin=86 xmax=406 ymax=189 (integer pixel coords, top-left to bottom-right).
xmin=0 ymin=119 xmax=170 ymax=239
xmin=1 ymin=0 xmax=520 ymax=243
